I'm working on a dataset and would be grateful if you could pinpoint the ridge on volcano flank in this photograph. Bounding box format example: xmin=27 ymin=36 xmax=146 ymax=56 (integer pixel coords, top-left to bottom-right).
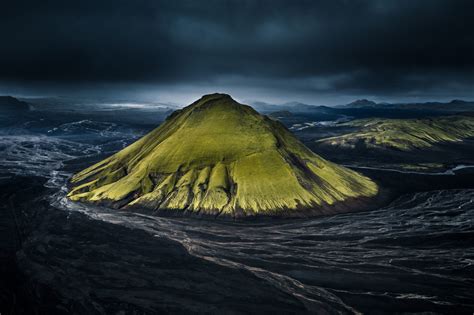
xmin=68 ymin=93 xmax=378 ymax=217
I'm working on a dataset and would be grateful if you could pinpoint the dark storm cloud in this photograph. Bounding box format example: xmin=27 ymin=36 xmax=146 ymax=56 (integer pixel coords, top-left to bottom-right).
xmin=1 ymin=0 xmax=474 ymax=100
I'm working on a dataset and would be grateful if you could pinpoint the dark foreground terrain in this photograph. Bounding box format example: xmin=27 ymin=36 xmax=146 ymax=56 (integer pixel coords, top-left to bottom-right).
xmin=1 ymin=99 xmax=474 ymax=314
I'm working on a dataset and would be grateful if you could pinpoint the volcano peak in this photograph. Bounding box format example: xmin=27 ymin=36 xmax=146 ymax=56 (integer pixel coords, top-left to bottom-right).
xmin=68 ymin=94 xmax=378 ymax=217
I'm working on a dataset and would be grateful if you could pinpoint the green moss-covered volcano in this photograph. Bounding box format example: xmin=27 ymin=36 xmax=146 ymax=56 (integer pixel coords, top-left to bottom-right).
xmin=68 ymin=94 xmax=378 ymax=217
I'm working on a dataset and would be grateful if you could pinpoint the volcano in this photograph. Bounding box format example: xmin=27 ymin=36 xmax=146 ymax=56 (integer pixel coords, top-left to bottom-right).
xmin=68 ymin=94 xmax=378 ymax=217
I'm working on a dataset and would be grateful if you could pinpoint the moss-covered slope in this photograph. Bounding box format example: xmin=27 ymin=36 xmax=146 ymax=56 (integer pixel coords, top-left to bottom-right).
xmin=317 ymin=116 xmax=474 ymax=151
xmin=68 ymin=94 xmax=378 ymax=217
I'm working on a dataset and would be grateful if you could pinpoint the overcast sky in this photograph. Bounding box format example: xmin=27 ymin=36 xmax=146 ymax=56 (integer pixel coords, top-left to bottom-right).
xmin=1 ymin=0 xmax=473 ymax=105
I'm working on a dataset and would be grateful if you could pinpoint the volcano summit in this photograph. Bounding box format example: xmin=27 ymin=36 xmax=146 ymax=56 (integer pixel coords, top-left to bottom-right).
xmin=68 ymin=94 xmax=378 ymax=217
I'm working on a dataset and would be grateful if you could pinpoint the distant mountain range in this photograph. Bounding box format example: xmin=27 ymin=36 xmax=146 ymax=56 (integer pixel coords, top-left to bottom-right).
xmin=2 ymin=95 xmax=474 ymax=115
xmin=395 ymin=99 xmax=474 ymax=112
xmin=339 ymin=98 xmax=474 ymax=112
xmin=0 ymin=96 xmax=31 ymax=111
xmin=250 ymin=101 xmax=334 ymax=113
xmin=337 ymin=99 xmax=379 ymax=108
xmin=15 ymin=96 xmax=178 ymax=112
xmin=251 ymin=99 xmax=474 ymax=113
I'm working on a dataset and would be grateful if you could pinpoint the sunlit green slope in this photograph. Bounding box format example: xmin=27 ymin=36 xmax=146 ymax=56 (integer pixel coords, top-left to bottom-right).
xmin=317 ymin=116 xmax=474 ymax=151
xmin=68 ymin=94 xmax=378 ymax=217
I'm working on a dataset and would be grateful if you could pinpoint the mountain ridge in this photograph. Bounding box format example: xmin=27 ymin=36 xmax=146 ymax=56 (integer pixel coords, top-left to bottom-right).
xmin=251 ymin=98 xmax=474 ymax=113
xmin=0 ymin=96 xmax=31 ymax=111
xmin=317 ymin=116 xmax=474 ymax=151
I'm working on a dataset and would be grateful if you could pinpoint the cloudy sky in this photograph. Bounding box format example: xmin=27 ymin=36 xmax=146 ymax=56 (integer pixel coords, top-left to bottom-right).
xmin=1 ymin=0 xmax=473 ymax=105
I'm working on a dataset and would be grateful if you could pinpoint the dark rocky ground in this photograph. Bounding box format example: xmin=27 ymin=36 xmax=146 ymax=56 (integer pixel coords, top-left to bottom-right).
xmin=1 ymin=104 xmax=474 ymax=314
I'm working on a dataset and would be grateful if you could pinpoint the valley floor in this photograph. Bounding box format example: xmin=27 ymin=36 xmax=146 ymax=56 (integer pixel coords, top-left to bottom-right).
xmin=1 ymin=106 xmax=474 ymax=314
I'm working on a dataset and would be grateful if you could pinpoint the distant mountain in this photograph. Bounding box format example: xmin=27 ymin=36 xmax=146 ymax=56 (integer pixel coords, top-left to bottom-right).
xmin=68 ymin=93 xmax=378 ymax=218
xmin=252 ymin=98 xmax=474 ymax=114
xmin=338 ymin=99 xmax=379 ymax=108
xmin=250 ymin=101 xmax=331 ymax=113
xmin=396 ymin=100 xmax=474 ymax=112
xmin=0 ymin=96 xmax=31 ymax=111
xmin=338 ymin=98 xmax=474 ymax=112
xmin=249 ymin=101 xmax=280 ymax=112
xmin=280 ymin=101 xmax=322 ymax=111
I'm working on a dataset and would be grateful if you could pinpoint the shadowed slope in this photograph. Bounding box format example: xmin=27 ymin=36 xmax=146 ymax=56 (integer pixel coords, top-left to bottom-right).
xmin=68 ymin=94 xmax=378 ymax=217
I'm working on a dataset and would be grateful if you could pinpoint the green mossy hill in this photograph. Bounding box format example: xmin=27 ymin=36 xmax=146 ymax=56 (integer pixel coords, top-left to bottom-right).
xmin=317 ymin=116 xmax=474 ymax=151
xmin=68 ymin=93 xmax=378 ymax=217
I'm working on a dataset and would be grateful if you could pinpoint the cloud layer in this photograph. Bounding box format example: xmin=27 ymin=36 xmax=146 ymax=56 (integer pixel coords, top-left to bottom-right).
xmin=1 ymin=0 xmax=473 ymax=103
